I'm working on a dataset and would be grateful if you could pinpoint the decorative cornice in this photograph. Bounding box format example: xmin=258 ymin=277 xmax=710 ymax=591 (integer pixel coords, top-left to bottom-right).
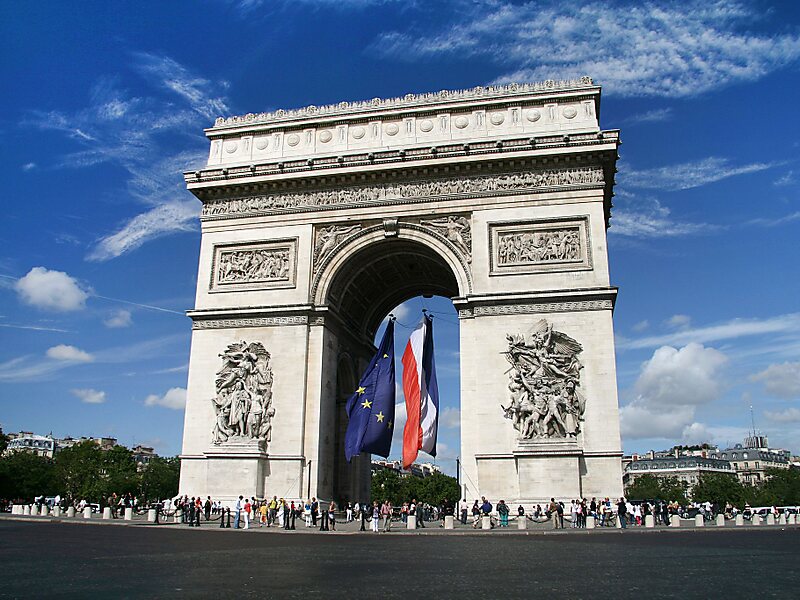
xmin=458 ymin=299 xmax=613 ymax=319
xmin=201 ymin=165 xmax=604 ymax=219
xmin=211 ymin=78 xmax=595 ymax=129
xmin=192 ymin=316 xmax=309 ymax=330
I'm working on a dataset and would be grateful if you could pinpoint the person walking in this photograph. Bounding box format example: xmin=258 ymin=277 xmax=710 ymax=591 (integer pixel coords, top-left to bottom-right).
xmin=346 ymin=502 xmax=353 ymax=523
xmin=243 ymin=498 xmax=252 ymax=529
xmin=381 ymin=500 xmax=392 ymax=532
xmin=234 ymin=495 xmax=243 ymax=529
xmin=204 ymin=496 xmax=212 ymax=521
xmin=360 ymin=502 xmax=367 ymax=531
xmin=371 ymin=501 xmax=380 ymax=532
xmin=549 ymin=498 xmax=560 ymax=529
xmin=328 ymin=501 xmax=336 ymax=531
xmin=284 ymin=500 xmax=291 ymax=530
xmin=304 ymin=500 xmax=312 ymax=527
xmin=617 ymin=497 xmax=628 ymax=529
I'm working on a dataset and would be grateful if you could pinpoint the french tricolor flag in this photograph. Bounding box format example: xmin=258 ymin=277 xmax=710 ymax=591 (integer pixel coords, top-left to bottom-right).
xmin=402 ymin=313 xmax=439 ymax=468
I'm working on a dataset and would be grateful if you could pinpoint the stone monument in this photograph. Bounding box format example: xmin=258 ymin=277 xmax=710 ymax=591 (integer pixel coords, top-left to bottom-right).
xmin=179 ymin=77 xmax=624 ymax=504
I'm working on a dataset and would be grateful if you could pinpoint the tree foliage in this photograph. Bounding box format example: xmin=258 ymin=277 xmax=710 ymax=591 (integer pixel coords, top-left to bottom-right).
xmin=0 ymin=441 xmax=180 ymax=503
xmin=625 ymin=474 xmax=688 ymax=503
xmin=691 ymin=473 xmax=748 ymax=506
xmin=370 ymin=469 xmax=460 ymax=506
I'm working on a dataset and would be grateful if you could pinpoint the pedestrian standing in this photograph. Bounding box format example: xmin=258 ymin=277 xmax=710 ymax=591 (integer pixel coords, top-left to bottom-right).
xmin=204 ymin=496 xmax=212 ymax=521
xmin=243 ymin=498 xmax=251 ymax=529
xmin=549 ymin=498 xmax=560 ymax=529
xmin=497 ymin=500 xmax=509 ymax=527
xmin=329 ymin=501 xmax=337 ymax=531
xmin=617 ymin=497 xmax=628 ymax=529
xmin=381 ymin=500 xmax=392 ymax=532
xmin=371 ymin=501 xmax=380 ymax=532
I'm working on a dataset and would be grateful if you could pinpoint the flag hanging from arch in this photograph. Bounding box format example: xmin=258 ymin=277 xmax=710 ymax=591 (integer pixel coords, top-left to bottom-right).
xmin=402 ymin=313 xmax=439 ymax=468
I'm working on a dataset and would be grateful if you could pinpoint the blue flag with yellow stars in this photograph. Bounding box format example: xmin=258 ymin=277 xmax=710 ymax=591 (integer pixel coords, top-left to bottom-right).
xmin=344 ymin=318 xmax=396 ymax=462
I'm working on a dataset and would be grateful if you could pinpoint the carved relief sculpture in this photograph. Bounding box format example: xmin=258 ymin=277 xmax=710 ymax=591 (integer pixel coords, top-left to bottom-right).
xmin=420 ymin=215 xmax=472 ymax=262
xmin=211 ymin=341 xmax=275 ymax=447
xmin=497 ymin=227 xmax=580 ymax=266
xmin=313 ymin=224 xmax=361 ymax=271
xmin=501 ymin=319 xmax=586 ymax=440
xmin=217 ymin=248 xmax=290 ymax=284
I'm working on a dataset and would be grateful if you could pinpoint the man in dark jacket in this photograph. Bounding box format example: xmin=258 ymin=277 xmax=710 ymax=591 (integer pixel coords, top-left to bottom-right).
xmin=617 ymin=498 xmax=628 ymax=529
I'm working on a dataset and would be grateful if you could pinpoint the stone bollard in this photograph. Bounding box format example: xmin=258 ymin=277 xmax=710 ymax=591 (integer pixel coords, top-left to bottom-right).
xmin=407 ymin=515 xmax=417 ymax=529
xmin=147 ymin=509 xmax=156 ymax=522
xmin=586 ymin=515 xmax=596 ymax=529
xmin=779 ymin=513 xmax=786 ymax=525
xmin=787 ymin=514 xmax=796 ymax=525
xmin=716 ymin=514 xmax=725 ymax=527
xmin=644 ymin=515 xmax=654 ymax=528
xmin=53 ymin=506 xmax=61 ymax=517
xmin=481 ymin=516 xmax=491 ymax=530
xmin=103 ymin=507 xmax=112 ymax=520
xmin=174 ymin=512 xmax=181 ymax=524
xmin=766 ymin=513 xmax=775 ymax=526
xmin=67 ymin=507 xmax=76 ymax=518
xmin=444 ymin=515 xmax=454 ymax=529
xmin=518 ymin=517 xmax=527 ymax=530
xmin=751 ymin=514 xmax=761 ymax=526
xmin=41 ymin=506 xmax=50 ymax=517
xmin=124 ymin=507 xmax=133 ymax=521
xmin=695 ymin=514 xmax=704 ymax=527
xmin=670 ymin=515 xmax=681 ymax=528
xmin=615 ymin=515 xmax=622 ymax=528
xmin=735 ymin=514 xmax=744 ymax=526
xmin=24 ymin=505 xmax=32 ymax=516
xmin=83 ymin=506 xmax=92 ymax=519
xmin=31 ymin=505 xmax=39 ymax=516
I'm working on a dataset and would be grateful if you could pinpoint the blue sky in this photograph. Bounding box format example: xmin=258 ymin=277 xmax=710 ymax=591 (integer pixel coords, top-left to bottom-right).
xmin=2 ymin=1 xmax=800 ymax=473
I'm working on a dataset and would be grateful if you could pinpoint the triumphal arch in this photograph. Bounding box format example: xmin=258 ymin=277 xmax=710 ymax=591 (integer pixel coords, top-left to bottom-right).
xmin=179 ymin=77 xmax=624 ymax=504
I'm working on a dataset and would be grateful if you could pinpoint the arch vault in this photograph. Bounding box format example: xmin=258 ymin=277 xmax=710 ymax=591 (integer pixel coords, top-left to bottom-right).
xmin=179 ymin=77 xmax=624 ymax=504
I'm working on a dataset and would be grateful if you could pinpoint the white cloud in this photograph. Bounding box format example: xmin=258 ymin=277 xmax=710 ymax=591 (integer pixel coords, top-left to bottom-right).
xmin=764 ymin=407 xmax=800 ymax=423
xmin=104 ymin=309 xmax=133 ymax=328
xmin=15 ymin=267 xmax=89 ymax=312
xmin=440 ymin=406 xmax=461 ymax=429
xmin=374 ymin=1 xmax=800 ymax=98
xmin=620 ymin=343 xmax=727 ymax=439
xmin=610 ymin=195 xmax=717 ymax=238
xmin=619 ymin=312 xmax=800 ymax=351
xmin=750 ymin=362 xmax=800 ymax=399
xmin=145 ymin=387 xmax=187 ymax=410
xmin=632 ymin=320 xmax=650 ymax=333
xmin=71 ymin=388 xmax=106 ymax=404
xmin=21 ymin=162 xmax=36 ymax=171
xmin=622 ymin=157 xmax=775 ymax=191
xmin=46 ymin=344 xmax=93 ymax=362
xmin=745 ymin=211 xmax=800 ymax=228
xmin=666 ymin=314 xmax=691 ymax=330
xmin=620 ymin=107 xmax=673 ymax=126
xmin=773 ymin=170 xmax=796 ymax=187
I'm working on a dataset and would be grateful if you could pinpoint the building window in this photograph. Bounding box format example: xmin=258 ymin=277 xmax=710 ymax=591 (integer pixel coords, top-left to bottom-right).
xmin=755 ymin=462 xmax=759 ymax=469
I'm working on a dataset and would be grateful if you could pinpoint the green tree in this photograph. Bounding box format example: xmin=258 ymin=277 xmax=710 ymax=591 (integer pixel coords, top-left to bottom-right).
xmin=658 ymin=477 xmax=689 ymax=504
xmin=419 ymin=472 xmax=460 ymax=506
xmin=691 ymin=473 xmax=748 ymax=506
xmin=0 ymin=452 xmax=58 ymax=500
xmin=625 ymin=474 xmax=663 ymax=501
xmin=102 ymin=445 xmax=138 ymax=498
xmin=753 ymin=468 xmax=800 ymax=506
xmin=139 ymin=457 xmax=180 ymax=501
xmin=0 ymin=428 xmax=9 ymax=454
xmin=54 ymin=441 xmax=105 ymax=501
xmin=371 ymin=469 xmax=405 ymax=504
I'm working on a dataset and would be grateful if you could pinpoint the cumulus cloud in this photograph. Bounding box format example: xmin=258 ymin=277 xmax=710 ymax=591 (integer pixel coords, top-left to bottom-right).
xmin=666 ymin=314 xmax=691 ymax=330
xmin=620 ymin=343 xmax=728 ymax=439
xmin=145 ymin=387 xmax=187 ymax=410
xmin=46 ymin=344 xmax=94 ymax=362
xmin=764 ymin=407 xmax=800 ymax=423
xmin=71 ymin=388 xmax=106 ymax=404
xmin=104 ymin=309 xmax=133 ymax=328
xmin=440 ymin=406 xmax=461 ymax=429
xmin=374 ymin=0 xmax=800 ymax=98
xmin=750 ymin=362 xmax=800 ymax=399
xmin=14 ymin=267 xmax=89 ymax=312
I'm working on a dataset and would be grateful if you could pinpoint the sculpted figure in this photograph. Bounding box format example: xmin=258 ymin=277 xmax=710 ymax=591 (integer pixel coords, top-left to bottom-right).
xmin=420 ymin=216 xmax=471 ymax=261
xmin=315 ymin=225 xmax=361 ymax=267
xmin=502 ymin=320 xmax=586 ymax=440
xmin=211 ymin=341 xmax=275 ymax=446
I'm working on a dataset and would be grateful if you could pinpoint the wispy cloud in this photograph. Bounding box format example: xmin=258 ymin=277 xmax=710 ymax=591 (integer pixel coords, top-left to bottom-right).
xmin=745 ymin=211 xmax=800 ymax=228
xmin=619 ymin=312 xmax=800 ymax=351
xmin=773 ymin=170 xmax=796 ymax=187
xmin=610 ymin=194 xmax=718 ymax=238
xmin=621 ymin=157 xmax=776 ymax=191
xmin=25 ymin=53 xmax=227 ymax=261
xmin=620 ymin=107 xmax=673 ymax=126
xmin=373 ymin=0 xmax=800 ymax=98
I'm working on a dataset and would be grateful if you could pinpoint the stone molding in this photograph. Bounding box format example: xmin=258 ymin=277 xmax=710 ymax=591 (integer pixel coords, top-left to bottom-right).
xmin=201 ymin=166 xmax=604 ymax=219
xmin=212 ymin=78 xmax=595 ymax=129
xmin=458 ymin=299 xmax=613 ymax=319
xmin=192 ymin=315 xmax=309 ymax=330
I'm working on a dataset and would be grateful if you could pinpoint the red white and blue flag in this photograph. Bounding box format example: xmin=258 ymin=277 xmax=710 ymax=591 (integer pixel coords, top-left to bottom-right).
xmin=402 ymin=313 xmax=439 ymax=468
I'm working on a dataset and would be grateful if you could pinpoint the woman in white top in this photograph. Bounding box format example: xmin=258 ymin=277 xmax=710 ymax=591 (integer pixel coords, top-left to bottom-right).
xmin=304 ymin=500 xmax=312 ymax=527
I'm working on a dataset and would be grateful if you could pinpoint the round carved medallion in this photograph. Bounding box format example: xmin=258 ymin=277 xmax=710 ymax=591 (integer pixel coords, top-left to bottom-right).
xmin=385 ymin=123 xmax=399 ymax=136
xmin=419 ymin=119 xmax=434 ymax=132
xmin=351 ymin=126 xmax=366 ymax=139
xmin=526 ymin=109 xmax=541 ymax=122
xmin=490 ymin=112 xmax=505 ymax=125
xmin=286 ymin=134 xmax=300 ymax=147
xmin=224 ymin=141 xmax=238 ymax=154
xmin=454 ymin=116 xmax=469 ymax=129
xmin=563 ymin=106 xmax=578 ymax=119
xmin=254 ymin=137 xmax=269 ymax=150
xmin=319 ymin=130 xmax=333 ymax=143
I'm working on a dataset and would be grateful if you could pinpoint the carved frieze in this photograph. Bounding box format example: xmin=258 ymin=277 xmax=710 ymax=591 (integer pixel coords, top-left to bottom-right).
xmin=192 ymin=316 xmax=309 ymax=330
xmin=457 ymin=299 xmax=613 ymax=319
xmin=211 ymin=341 xmax=275 ymax=447
xmin=490 ymin=217 xmax=591 ymax=275
xmin=211 ymin=239 xmax=297 ymax=291
xmin=313 ymin=224 xmax=362 ymax=272
xmin=502 ymin=320 xmax=586 ymax=440
xmin=201 ymin=166 xmax=604 ymax=218
xmin=420 ymin=215 xmax=472 ymax=263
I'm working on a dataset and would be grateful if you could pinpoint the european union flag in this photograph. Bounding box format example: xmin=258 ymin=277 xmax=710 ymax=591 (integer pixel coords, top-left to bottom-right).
xmin=344 ymin=319 xmax=396 ymax=462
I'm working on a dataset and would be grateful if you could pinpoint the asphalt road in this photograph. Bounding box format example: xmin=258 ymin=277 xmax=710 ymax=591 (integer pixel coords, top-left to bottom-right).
xmin=1 ymin=520 xmax=798 ymax=599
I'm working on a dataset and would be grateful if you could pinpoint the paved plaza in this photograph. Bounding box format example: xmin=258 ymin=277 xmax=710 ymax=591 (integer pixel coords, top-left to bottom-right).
xmin=2 ymin=518 xmax=798 ymax=599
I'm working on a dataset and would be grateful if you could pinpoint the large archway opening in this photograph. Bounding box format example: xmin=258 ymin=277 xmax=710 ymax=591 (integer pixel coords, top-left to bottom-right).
xmin=320 ymin=236 xmax=464 ymax=503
